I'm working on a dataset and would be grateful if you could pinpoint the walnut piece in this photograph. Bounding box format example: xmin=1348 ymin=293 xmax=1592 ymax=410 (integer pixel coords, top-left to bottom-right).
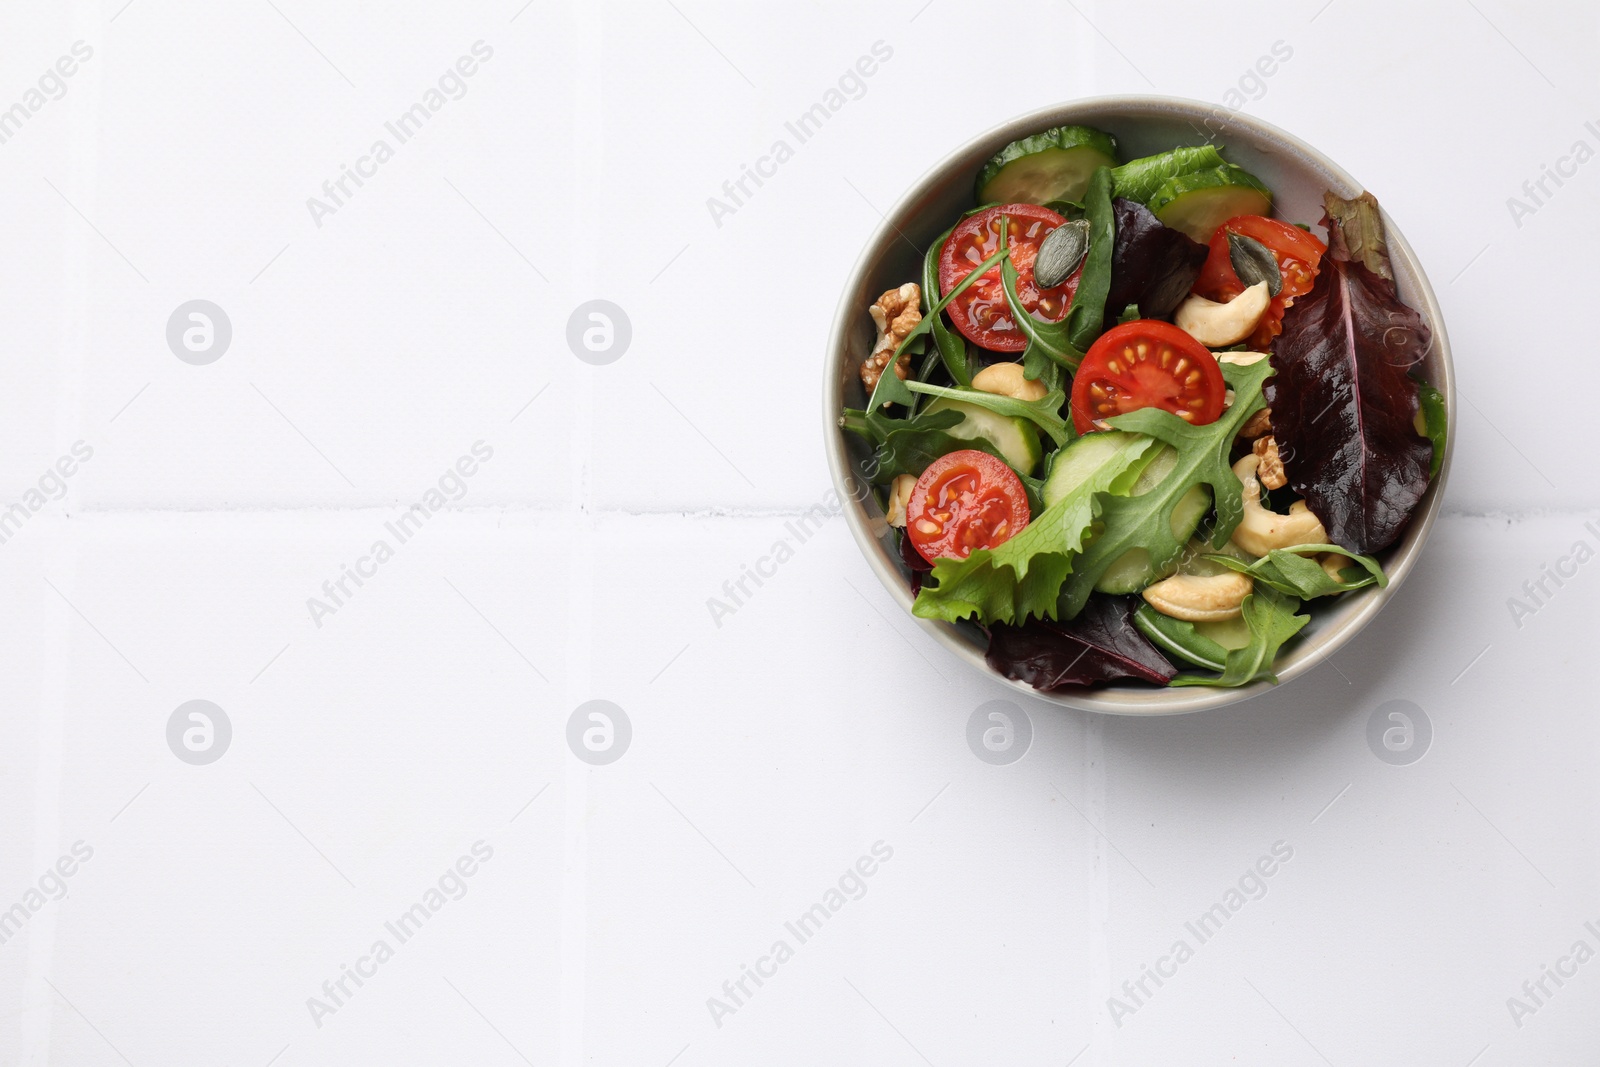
xmin=860 ymin=282 xmax=921 ymax=392
xmin=1239 ymin=406 xmax=1272 ymax=440
xmin=1253 ymin=434 xmax=1287 ymax=490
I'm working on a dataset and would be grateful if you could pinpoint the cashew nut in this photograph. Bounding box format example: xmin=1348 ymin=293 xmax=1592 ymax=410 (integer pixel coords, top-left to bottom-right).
xmin=972 ymin=361 xmax=1048 ymax=401
xmin=1142 ymin=571 xmax=1254 ymax=622
xmin=1230 ymin=453 xmax=1328 ymax=557
xmin=1175 ymin=282 xmax=1271 ymax=347
xmin=1320 ymin=553 xmax=1351 ymax=584
xmin=885 ymin=474 xmax=916 ymax=528
xmin=1217 ymin=350 xmax=1270 ymax=366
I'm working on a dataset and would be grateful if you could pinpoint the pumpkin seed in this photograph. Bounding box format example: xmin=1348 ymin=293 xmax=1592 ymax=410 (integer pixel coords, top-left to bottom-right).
xmin=1227 ymin=232 xmax=1282 ymax=296
xmin=1033 ymin=219 xmax=1091 ymax=289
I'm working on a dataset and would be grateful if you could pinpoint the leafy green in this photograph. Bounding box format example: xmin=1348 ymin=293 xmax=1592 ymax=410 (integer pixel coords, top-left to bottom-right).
xmin=1204 ymin=544 xmax=1387 ymax=599
xmin=1416 ymin=379 xmax=1447 ymax=480
xmin=906 ymin=340 xmax=940 ymax=417
xmin=1042 ymin=199 xmax=1086 ymax=219
xmin=866 ymin=242 xmax=1010 ymax=412
xmin=1110 ymin=145 xmax=1227 ymax=203
xmin=1132 ymin=603 xmax=1229 ymax=672
xmin=998 ymin=219 xmax=1083 ymax=375
xmin=1065 ymin=166 xmax=1115 ymax=351
xmin=839 ymin=407 xmax=1005 ymax=483
xmin=922 ymin=226 xmax=972 ymax=387
xmin=903 ymin=381 xmax=1071 ymax=447
xmin=912 ymin=433 xmax=1156 ymax=624
xmin=1057 ymin=358 xmax=1273 ymax=618
xmin=1169 ymin=586 xmax=1309 ymax=688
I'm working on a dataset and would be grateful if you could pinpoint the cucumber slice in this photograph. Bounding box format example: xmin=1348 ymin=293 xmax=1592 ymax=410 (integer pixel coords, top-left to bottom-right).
xmin=975 ymin=125 xmax=1119 ymax=206
xmin=1041 ymin=430 xmax=1155 ymax=508
xmin=1148 ymin=165 xmax=1273 ymax=243
xmin=924 ymin=397 xmax=1043 ymax=475
xmin=1195 ymin=615 xmax=1251 ymax=650
xmin=1093 ymin=446 xmax=1213 ymax=594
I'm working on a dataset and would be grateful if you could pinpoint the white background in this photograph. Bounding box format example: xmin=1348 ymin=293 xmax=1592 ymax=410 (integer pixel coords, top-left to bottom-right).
xmin=0 ymin=0 xmax=1595 ymax=1064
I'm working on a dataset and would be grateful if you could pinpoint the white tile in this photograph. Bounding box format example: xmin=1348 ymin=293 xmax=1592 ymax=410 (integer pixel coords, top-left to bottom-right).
xmin=4 ymin=1 xmax=1598 ymax=1064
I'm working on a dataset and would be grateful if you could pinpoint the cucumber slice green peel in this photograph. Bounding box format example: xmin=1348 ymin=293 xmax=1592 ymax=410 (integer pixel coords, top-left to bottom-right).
xmin=1149 ymin=165 xmax=1273 ymax=243
xmin=975 ymin=125 xmax=1119 ymax=205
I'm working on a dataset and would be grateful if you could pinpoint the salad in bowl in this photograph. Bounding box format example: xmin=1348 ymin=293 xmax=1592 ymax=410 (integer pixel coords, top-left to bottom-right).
xmin=833 ymin=105 xmax=1450 ymax=706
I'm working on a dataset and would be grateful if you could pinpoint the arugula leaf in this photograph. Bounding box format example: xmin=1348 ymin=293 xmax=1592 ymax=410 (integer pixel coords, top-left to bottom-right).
xmin=1203 ymin=543 xmax=1387 ymax=599
xmin=1416 ymin=379 xmax=1447 ymax=480
xmin=866 ymin=242 xmax=1011 ymax=412
xmin=1057 ymin=358 xmax=1273 ymax=619
xmin=912 ymin=433 xmax=1156 ymax=624
xmin=839 ymin=407 xmax=1005 ymax=483
xmin=1169 ymin=586 xmax=1308 ymax=688
xmin=922 ymin=225 xmax=972 ymax=387
xmin=903 ymin=381 xmax=1071 ymax=447
xmin=998 ymin=219 xmax=1083 ymax=375
xmin=906 ymin=341 xmax=942 ymax=417
xmin=1065 ymin=166 xmax=1116 ymax=351
xmin=1132 ymin=602 xmax=1230 ymax=672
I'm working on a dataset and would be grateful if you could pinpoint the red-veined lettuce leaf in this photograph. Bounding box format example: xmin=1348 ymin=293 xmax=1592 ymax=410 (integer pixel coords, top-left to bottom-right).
xmin=1103 ymin=197 xmax=1209 ymax=321
xmin=1265 ymin=192 xmax=1433 ymax=555
xmin=985 ymin=595 xmax=1176 ymax=691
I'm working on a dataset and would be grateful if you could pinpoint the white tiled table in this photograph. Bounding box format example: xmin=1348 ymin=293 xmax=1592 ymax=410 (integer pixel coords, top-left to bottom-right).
xmin=1 ymin=1 xmax=1595 ymax=1064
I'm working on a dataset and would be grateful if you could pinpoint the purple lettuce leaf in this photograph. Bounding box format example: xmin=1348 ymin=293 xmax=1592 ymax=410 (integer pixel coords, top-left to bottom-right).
xmin=985 ymin=595 xmax=1176 ymax=691
xmin=1103 ymin=197 xmax=1210 ymax=321
xmin=1265 ymin=193 xmax=1433 ymax=555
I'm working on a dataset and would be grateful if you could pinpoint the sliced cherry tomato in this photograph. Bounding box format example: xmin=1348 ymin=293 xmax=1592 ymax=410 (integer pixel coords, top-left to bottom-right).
xmin=938 ymin=203 xmax=1079 ymax=353
xmin=1192 ymin=215 xmax=1326 ymax=350
xmin=906 ymin=449 xmax=1031 ymax=563
xmin=1070 ymin=320 xmax=1226 ymax=434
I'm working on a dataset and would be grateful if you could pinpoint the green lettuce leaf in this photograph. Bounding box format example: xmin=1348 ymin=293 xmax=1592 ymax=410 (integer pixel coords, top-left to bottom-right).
xmin=912 ymin=433 xmax=1157 ymax=624
xmin=1110 ymin=145 xmax=1227 ymax=204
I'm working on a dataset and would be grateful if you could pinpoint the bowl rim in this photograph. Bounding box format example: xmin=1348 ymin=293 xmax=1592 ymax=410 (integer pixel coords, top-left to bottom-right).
xmin=823 ymin=94 xmax=1455 ymax=716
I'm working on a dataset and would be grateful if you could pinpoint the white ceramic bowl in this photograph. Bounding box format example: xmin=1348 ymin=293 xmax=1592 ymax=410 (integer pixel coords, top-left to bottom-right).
xmin=824 ymin=96 xmax=1454 ymax=715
